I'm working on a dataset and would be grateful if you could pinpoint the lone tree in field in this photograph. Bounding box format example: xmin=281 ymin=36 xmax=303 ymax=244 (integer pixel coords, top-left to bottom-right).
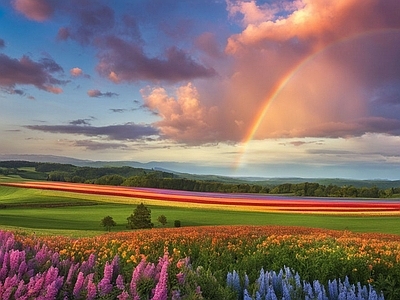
xmin=157 ymin=214 xmax=167 ymax=227
xmin=127 ymin=203 xmax=154 ymax=229
xmin=100 ymin=216 xmax=116 ymax=231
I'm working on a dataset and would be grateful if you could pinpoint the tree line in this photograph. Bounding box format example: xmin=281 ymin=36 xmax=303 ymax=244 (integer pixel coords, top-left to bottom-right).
xmin=1 ymin=161 xmax=399 ymax=198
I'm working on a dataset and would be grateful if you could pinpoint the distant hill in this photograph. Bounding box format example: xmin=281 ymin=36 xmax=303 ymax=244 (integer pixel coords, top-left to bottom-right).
xmin=1 ymin=154 xmax=400 ymax=189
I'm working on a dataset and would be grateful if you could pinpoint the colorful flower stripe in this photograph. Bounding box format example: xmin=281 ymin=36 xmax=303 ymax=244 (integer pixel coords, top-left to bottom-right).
xmin=3 ymin=181 xmax=400 ymax=215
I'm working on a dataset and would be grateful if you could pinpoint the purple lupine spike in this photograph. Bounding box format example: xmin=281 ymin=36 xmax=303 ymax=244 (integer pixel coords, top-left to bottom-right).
xmin=14 ymin=279 xmax=27 ymax=299
xmin=5 ymin=235 xmax=15 ymax=251
xmin=130 ymin=259 xmax=147 ymax=297
xmin=111 ymin=254 xmax=120 ymax=278
xmin=0 ymin=252 xmax=10 ymax=281
xmin=26 ymin=274 xmax=44 ymax=298
xmin=80 ymin=253 xmax=96 ymax=275
xmin=116 ymin=274 xmax=125 ymax=290
xmin=144 ymin=262 xmax=156 ymax=278
xmin=150 ymin=255 xmax=169 ymax=300
xmin=44 ymin=266 xmax=59 ymax=287
xmin=35 ymin=245 xmax=49 ymax=266
xmin=51 ymin=252 xmax=60 ymax=266
xmin=73 ymin=272 xmax=85 ymax=298
xmin=2 ymin=274 xmax=18 ymax=300
xmin=66 ymin=262 xmax=80 ymax=285
xmin=86 ymin=273 xmax=97 ymax=300
xmin=9 ymin=249 xmax=24 ymax=276
xmin=45 ymin=276 xmax=63 ymax=299
xmin=98 ymin=261 xmax=114 ymax=296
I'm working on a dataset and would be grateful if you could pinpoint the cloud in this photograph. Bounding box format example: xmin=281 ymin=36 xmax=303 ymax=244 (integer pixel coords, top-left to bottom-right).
xmin=110 ymin=108 xmax=128 ymax=113
xmin=25 ymin=123 xmax=159 ymax=140
xmin=70 ymin=67 xmax=83 ymax=77
xmin=142 ymin=83 xmax=220 ymax=144
xmin=0 ymin=38 xmax=5 ymax=48
xmin=87 ymin=89 xmax=118 ymax=98
xmin=57 ymin=4 xmax=115 ymax=45
xmin=204 ymin=0 xmax=400 ymax=143
xmin=12 ymin=0 xmax=54 ymax=21
xmin=73 ymin=140 xmax=128 ymax=151
xmin=69 ymin=119 xmax=91 ymax=126
xmin=97 ymin=36 xmax=217 ymax=83
xmin=0 ymin=54 xmax=65 ymax=93
xmin=226 ymin=0 xmax=400 ymax=54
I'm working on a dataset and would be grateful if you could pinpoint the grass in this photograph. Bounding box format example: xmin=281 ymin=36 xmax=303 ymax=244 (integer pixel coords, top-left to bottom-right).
xmin=1 ymin=184 xmax=400 ymax=237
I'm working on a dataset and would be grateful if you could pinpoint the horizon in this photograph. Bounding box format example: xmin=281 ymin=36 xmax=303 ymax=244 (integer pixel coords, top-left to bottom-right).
xmin=1 ymin=1 xmax=400 ymax=180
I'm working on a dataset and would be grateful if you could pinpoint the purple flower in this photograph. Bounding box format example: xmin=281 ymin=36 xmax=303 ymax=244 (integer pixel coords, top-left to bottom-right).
xmin=86 ymin=273 xmax=97 ymax=300
xmin=73 ymin=272 xmax=85 ymax=298
xmin=116 ymin=274 xmax=125 ymax=290
xmin=130 ymin=259 xmax=147 ymax=297
xmin=98 ymin=261 xmax=114 ymax=296
xmin=44 ymin=266 xmax=59 ymax=287
xmin=45 ymin=276 xmax=63 ymax=299
xmin=151 ymin=255 xmax=169 ymax=300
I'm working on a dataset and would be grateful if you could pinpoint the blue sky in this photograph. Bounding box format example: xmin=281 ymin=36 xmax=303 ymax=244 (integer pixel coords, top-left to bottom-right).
xmin=1 ymin=0 xmax=400 ymax=179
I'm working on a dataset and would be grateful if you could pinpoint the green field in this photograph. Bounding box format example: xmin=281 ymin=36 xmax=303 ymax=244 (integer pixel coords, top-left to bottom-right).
xmin=1 ymin=184 xmax=400 ymax=237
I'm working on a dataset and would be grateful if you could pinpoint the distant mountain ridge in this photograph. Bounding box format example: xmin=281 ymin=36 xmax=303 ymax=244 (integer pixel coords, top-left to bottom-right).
xmin=1 ymin=154 xmax=400 ymax=188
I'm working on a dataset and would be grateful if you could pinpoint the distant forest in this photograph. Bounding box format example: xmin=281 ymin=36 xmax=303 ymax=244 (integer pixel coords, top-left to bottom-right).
xmin=1 ymin=160 xmax=399 ymax=198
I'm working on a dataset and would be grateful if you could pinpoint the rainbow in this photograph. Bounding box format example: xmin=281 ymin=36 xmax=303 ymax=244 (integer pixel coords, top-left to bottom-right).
xmin=234 ymin=28 xmax=400 ymax=169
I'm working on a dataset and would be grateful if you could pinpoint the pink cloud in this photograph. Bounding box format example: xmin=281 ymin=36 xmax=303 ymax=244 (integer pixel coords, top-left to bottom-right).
xmin=70 ymin=67 xmax=83 ymax=77
xmin=212 ymin=0 xmax=400 ymax=142
xmin=227 ymin=0 xmax=400 ymax=54
xmin=142 ymin=83 xmax=219 ymax=144
xmin=12 ymin=0 xmax=54 ymax=21
xmin=0 ymin=54 xmax=65 ymax=94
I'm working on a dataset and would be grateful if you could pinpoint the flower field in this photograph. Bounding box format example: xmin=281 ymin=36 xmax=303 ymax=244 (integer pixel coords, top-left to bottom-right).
xmin=2 ymin=225 xmax=400 ymax=299
xmin=3 ymin=181 xmax=400 ymax=215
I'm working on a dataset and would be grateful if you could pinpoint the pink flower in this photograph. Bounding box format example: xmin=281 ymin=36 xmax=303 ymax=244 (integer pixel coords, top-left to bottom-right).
xmin=73 ymin=272 xmax=85 ymax=298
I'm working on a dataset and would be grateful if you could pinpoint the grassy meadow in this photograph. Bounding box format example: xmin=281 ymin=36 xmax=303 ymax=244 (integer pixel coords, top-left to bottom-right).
xmin=1 ymin=181 xmax=400 ymax=237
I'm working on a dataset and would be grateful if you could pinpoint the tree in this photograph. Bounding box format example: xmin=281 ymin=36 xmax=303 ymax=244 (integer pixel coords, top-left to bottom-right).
xmin=100 ymin=216 xmax=116 ymax=231
xmin=127 ymin=203 xmax=154 ymax=229
xmin=157 ymin=215 xmax=167 ymax=226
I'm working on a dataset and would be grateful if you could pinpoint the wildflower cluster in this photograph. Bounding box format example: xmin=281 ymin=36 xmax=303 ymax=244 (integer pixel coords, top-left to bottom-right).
xmin=227 ymin=267 xmax=384 ymax=300
xmin=3 ymin=226 xmax=399 ymax=299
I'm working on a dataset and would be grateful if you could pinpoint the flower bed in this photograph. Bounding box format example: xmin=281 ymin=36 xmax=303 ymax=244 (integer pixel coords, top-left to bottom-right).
xmin=1 ymin=226 xmax=400 ymax=299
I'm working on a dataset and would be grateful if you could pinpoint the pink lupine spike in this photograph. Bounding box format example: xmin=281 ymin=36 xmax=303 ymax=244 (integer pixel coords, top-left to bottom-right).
xmin=73 ymin=272 xmax=85 ymax=298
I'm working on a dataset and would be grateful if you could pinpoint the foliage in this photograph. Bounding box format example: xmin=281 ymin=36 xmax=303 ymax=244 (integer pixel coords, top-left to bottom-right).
xmin=100 ymin=215 xmax=117 ymax=231
xmin=127 ymin=203 xmax=154 ymax=229
xmin=2 ymin=160 xmax=400 ymax=197
xmin=158 ymin=214 xmax=168 ymax=226
xmin=174 ymin=220 xmax=181 ymax=228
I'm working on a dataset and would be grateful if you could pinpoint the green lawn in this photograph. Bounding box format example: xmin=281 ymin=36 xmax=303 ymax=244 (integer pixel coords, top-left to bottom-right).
xmin=1 ymin=184 xmax=400 ymax=237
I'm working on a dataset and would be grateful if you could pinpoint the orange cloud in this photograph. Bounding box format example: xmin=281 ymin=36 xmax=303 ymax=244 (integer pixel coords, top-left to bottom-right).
xmin=142 ymin=83 xmax=219 ymax=144
xmin=220 ymin=0 xmax=400 ymax=143
xmin=226 ymin=0 xmax=400 ymax=54
xmin=70 ymin=67 xmax=83 ymax=77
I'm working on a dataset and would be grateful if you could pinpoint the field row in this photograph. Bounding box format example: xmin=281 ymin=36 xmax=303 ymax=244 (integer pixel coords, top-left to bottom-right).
xmin=3 ymin=181 xmax=400 ymax=215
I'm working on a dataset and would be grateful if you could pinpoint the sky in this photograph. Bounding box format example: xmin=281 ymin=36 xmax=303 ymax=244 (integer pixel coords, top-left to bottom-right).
xmin=1 ymin=0 xmax=400 ymax=180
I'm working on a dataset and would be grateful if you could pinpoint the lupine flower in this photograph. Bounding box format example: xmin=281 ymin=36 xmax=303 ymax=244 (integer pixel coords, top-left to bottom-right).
xmin=73 ymin=272 xmax=85 ymax=298
xmin=151 ymin=254 xmax=169 ymax=300
xmin=98 ymin=261 xmax=114 ymax=296
xmin=116 ymin=274 xmax=125 ymax=290
xmin=86 ymin=273 xmax=97 ymax=300
xmin=117 ymin=290 xmax=130 ymax=300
